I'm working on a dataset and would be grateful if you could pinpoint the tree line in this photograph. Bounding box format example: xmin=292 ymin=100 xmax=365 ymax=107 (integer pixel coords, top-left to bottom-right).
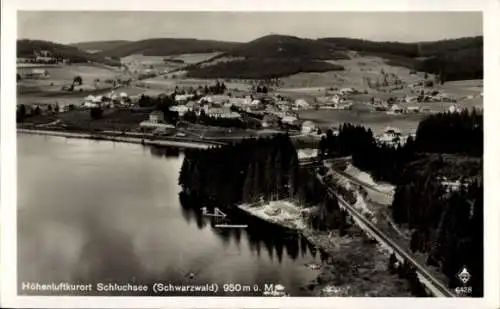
xmin=178 ymin=134 xmax=349 ymax=231
xmin=318 ymin=109 xmax=483 ymax=184
xmin=318 ymin=109 xmax=483 ymax=295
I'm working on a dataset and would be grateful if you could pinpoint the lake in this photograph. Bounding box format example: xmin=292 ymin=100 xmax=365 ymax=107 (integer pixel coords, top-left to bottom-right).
xmin=17 ymin=133 xmax=322 ymax=296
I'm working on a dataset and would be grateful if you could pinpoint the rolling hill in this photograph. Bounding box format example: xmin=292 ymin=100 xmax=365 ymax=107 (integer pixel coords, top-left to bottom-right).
xmin=70 ymin=40 xmax=131 ymax=53
xmin=97 ymin=38 xmax=241 ymax=58
xmin=186 ymin=35 xmax=482 ymax=81
xmin=186 ymin=35 xmax=348 ymax=79
xmin=223 ymin=34 xmax=348 ymax=60
xmin=17 ymin=39 xmax=121 ymax=66
xmin=319 ymin=36 xmax=483 ymax=82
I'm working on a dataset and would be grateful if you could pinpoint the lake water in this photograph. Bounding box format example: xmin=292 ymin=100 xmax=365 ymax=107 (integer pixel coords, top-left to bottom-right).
xmin=17 ymin=134 xmax=322 ymax=296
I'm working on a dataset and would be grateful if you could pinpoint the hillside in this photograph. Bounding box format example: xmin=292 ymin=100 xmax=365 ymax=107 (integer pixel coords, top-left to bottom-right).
xmin=186 ymin=35 xmax=348 ymax=79
xmin=17 ymin=39 xmax=121 ymax=66
xmin=224 ymin=35 xmax=348 ymax=60
xmin=319 ymin=36 xmax=483 ymax=82
xmin=187 ymin=35 xmax=482 ymax=81
xmin=70 ymin=40 xmax=131 ymax=53
xmin=98 ymin=38 xmax=241 ymax=58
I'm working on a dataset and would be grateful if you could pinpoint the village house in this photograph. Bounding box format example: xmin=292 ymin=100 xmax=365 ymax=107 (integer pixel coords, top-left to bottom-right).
xmin=200 ymin=95 xmax=231 ymax=105
xmin=281 ymin=115 xmax=299 ymax=125
xmin=378 ymin=127 xmax=402 ymax=145
xmin=229 ymin=97 xmax=252 ymax=107
xmin=83 ymin=95 xmax=103 ymax=108
xmin=175 ymin=94 xmax=195 ymax=103
xmin=204 ymin=107 xmax=241 ymax=119
xmin=406 ymin=106 xmax=421 ymax=113
xmin=294 ymin=99 xmax=310 ymax=110
xmin=17 ymin=56 xmax=36 ymax=63
xmin=339 ymin=87 xmax=354 ymax=95
xmin=448 ymin=104 xmax=461 ymax=113
xmin=169 ymin=105 xmax=190 ymax=116
xmin=139 ymin=111 xmax=175 ymax=130
xmin=387 ymin=104 xmax=403 ymax=115
xmin=301 ymin=121 xmax=317 ymax=135
xmin=25 ymin=68 xmax=50 ymax=79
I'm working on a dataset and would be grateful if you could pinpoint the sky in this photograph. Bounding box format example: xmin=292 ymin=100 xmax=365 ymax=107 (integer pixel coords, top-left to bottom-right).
xmin=18 ymin=11 xmax=483 ymax=44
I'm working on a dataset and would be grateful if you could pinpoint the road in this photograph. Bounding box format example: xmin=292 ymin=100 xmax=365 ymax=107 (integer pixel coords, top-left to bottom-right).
xmin=317 ymin=173 xmax=456 ymax=297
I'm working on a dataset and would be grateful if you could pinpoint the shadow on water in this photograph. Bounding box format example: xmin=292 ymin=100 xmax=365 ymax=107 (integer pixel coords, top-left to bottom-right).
xmin=147 ymin=145 xmax=181 ymax=159
xmin=179 ymin=192 xmax=320 ymax=264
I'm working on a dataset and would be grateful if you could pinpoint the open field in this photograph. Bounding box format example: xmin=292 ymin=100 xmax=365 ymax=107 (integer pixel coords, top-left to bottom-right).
xmin=298 ymin=108 xmax=426 ymax=135
xmin=20 ymin=108 xmax=152 ymax=131
xmin=278 ymin=55 xmax=427 ymax=90
xmin=18 ymin=64 xmax=121 ymax=82
xmin=17 ymin=64 xmax=124 ymax=98
xmin=141 ymin=76 xmax=252 ymax=92
xmin=165 ymin=52 xmax=223 ymax=64
xmin=123 ymin=52 xmax=223 ymax=76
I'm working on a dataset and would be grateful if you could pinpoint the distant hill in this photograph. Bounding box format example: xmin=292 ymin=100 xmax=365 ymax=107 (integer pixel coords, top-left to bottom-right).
xmin=319 ymin=36 xmax=483 ymax=82
xmin=70 ymin=40 xmax=131 ymax=53
xmin=224 ymin=34 xmax=348 ymax=60
xmin=98 ymin=38 xmax=241 ymax=58
xmin=187 ymin=35 xmax=483 ymax=81
xmin=186 ymin=35 xmax=348 ymax=79
xmin=17 ymin=39 xmax=121 ymax=66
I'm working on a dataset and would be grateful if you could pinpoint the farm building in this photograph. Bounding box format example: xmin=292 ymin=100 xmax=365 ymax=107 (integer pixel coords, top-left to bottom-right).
xmin=201 ymin=95 xmax=231 ymax=105
xmin=140 ymin=111 xmax=175 ymax=130
xmin=25 ymin=68 xmax=49 ymax=79
xmin=229 ymin=97 xmax=252 ymax=107
xmin=406 ymin=106 xmax=421 ymax=113
xmin=204 ymin=107 xmax=241 ymax=119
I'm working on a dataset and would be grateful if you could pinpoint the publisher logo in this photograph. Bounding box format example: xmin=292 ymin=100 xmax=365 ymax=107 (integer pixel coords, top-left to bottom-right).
xmin=455 ymin=267 xmax=472 ymax=296
xmin=457 ymin=267 xmax=471 ymax=285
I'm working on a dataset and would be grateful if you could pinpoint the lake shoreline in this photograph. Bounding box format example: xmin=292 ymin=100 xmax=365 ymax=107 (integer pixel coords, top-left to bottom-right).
xmin=237 ymin=202 xmax=412 ymax=297
xmin=17 ymin=128 xmax=222 ymax=149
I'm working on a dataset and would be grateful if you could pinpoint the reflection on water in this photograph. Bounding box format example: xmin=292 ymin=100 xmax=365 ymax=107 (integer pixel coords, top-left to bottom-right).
xmin=178 ymin=192 xmax=321 ymax=264
xmin=17 ymin=134 xmax=321 ymax=296
xmin=148 ymin=145 xmax=181 ymax=159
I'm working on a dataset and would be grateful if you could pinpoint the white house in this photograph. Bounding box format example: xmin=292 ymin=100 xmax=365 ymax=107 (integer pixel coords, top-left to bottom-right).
xmin=205 ymin=107 xmax=241 ymax=119
xmin=406 ymin=106 xmax=421 ymax=113
xmin=139 ymin=111 xmax=175 ymax=130
xmin=448 ymin=104 xmax=461 ymax=113
xmin=331 ymin=94 xmax=342 ymax=104
xmin=294 ymin=99 xmax=310 ymax=109
xmin=301 ymin=121 xmax=317 ymax=134
xmin=28 ymin=68 xmax=49 ymax=79
xmin=281 ymin=115 xmax=298 ymax=125
xmin=175 ymin=94 xmax=195 ymax=103
xmin=201 ymin=95 xmax=230 ymax=105
xmin=378 ymin=127 xmax=402 ymax=145
xmin=170 ymin=105 xmax=190 ymax=116
xmin=339 ymin=87 xmax=354 ymax=95
xmin=229 ymin=97 xmax=252 ymax=107
xmin=387 ymin=104 xmax=403 ymax=114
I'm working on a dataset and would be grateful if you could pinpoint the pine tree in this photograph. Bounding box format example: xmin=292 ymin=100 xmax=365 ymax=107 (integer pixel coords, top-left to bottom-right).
xmin=242 ymin=164 xmax=255 ymax=202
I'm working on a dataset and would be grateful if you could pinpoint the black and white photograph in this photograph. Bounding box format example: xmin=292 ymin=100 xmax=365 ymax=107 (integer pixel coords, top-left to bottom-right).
xmin=2 ymin=2 xmax=500 ymax=309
